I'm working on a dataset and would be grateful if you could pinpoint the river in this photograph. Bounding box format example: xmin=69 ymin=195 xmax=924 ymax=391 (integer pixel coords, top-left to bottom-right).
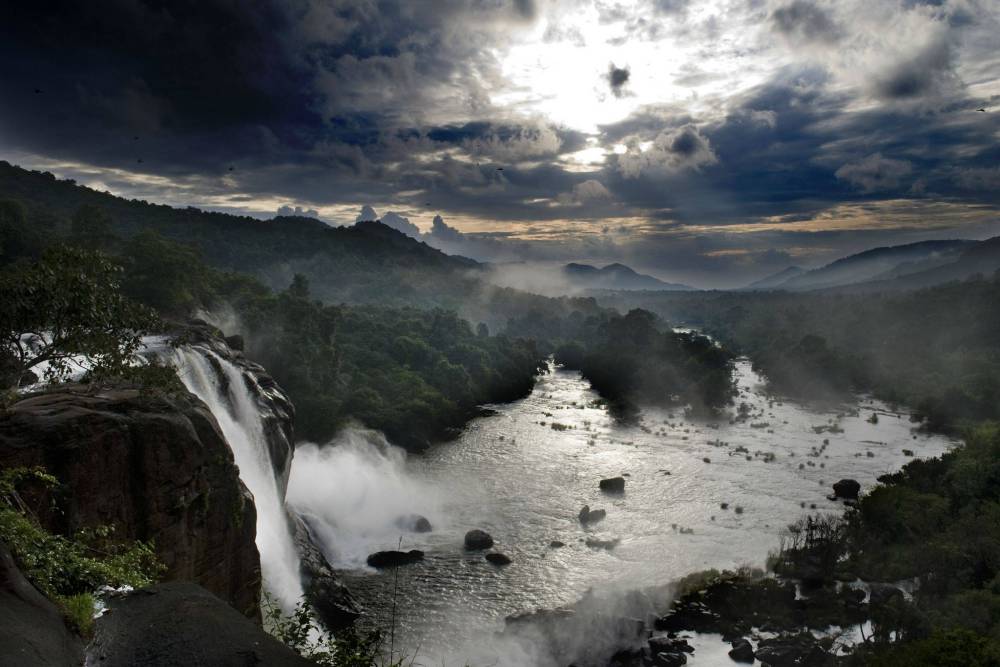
xmin=286 ymin=359 xmax=954 ymax=666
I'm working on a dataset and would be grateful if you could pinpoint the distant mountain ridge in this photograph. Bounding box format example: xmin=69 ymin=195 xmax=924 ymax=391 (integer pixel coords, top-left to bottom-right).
xmin=739 ymin=238 xmax=996 ymax=292
xmin=563 ymin=262 xmax=695 ymax=291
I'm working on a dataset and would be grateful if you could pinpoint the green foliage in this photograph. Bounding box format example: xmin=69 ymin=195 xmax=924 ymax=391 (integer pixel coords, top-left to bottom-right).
xmin=0 ymin=467 xmax=165 ymax=602
xmin=262 ymin=594 xmax=405 ymax=667
xmin=0 ymin=245 xmax=158 ymax=388
xmin=555 ymin=308 xmax=735 ymax=416
xmin=60 ymin=592 xmax=96 ymax=637
xmin=598 ymin=278 xmax=1000 ymax=431
xmin=70 ymin=204 xmax=116 ymax=250
xmin=866 ymin=629 xmax=1000 ymax=667
xmin=119 ymin=230 xmax=213 ymax=316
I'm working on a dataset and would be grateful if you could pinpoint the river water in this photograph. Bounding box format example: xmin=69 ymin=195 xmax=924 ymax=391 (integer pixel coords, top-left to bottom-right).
xmin=287 ymin=360 xmax=954 ymax=666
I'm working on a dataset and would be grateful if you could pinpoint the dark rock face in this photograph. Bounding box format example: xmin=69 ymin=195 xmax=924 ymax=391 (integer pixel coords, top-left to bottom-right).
xmin=579 ymin=505 xmax=607 ymax=524
xmin=485 ymin=552 xmax=511 ymax=566
xmin=0 ymin=387 xmax=261 ymax=618
xmin=395 ymin=513 xmax=433 ymax=533
xmin=600 ymin=476 xmax=626 ymax=493
xmin=0 ymin=540 xmax=84 ymax=667
xmin=366 ymin=550 xmax=425 ymax=568
xmin=464 ymin=529 xmax=495 ymax=550
xmin=290 ymin=513 xmax=359 ymax=630
xmin=223 ymin=334 xmax=244 ymax=351
xmin=585 ymin=537 xmax=620 ymax=550
xmin=86 ymin=582 xmax=312 ymax=667
xmin=549 ymin=540 xmax=566 ymax=548
xmin=832 ymin=478 xmax=861 ymax=500
xmin=728 ymin=638 xmax=755 ymax=663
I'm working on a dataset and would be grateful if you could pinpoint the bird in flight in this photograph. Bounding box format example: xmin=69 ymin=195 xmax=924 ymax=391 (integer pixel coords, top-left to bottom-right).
xmin=977 ymin=108 xmax=986 ymax=112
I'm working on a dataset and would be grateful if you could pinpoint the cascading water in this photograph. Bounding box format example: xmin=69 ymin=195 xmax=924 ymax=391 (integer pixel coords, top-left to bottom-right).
xmin=170 ymin=345 xmax=304 ymax=609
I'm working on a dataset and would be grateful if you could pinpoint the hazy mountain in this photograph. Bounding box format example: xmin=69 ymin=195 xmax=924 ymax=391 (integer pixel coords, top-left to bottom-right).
xmin=775 ymin=240 xmax=975 ymax=291
xmin=741 ymin=266 xmax=805 ymax=290
xmin=563 ymin=262 xmax=695 ymax=291
xmin=834 ymin=235 xmax=1000 ymax=293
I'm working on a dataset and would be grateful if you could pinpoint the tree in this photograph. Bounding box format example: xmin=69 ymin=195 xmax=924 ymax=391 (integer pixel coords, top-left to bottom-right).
xmin=70 ymin=205 xmax=117 ymax=250
xmin=0 ymin=245 xmax=157 ymax=388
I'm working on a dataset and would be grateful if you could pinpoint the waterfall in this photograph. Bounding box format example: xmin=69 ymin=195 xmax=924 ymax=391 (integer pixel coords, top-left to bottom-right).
xmin=170 ymin=345 xmax=304 ymax=610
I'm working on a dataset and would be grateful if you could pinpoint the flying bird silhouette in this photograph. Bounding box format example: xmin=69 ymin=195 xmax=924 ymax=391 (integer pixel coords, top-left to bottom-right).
xmin=977 ymin=108 xmax=986 ymax=112
xmin=34 ymin=88 xmax=42 ymax=94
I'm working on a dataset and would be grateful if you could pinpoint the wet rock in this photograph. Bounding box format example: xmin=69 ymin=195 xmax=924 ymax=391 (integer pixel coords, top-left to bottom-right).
xmin=17 ymin=370 xmax=38 ymax=387
xmin=0 ymin=539 xmax=84 ymax=666
xmin=649 ymin=636 xmax=693 ymax=654
xmin=485 ymin=552 xmax=512 ymax=566
xmin=395 ymin=514 xmax=432 ymax=533
xmin=832 ymin=478 xmax=861 ymax=500
xmin=648 ymin=650 xmax=687 ymax=666
xmin=549 ymin=540 xmax=566 ymax=548
xmin=0 ymin=387 xmax=261 ymax=618
xmin=86 ymin=582 xmax=312 ymax=667
xmin=728 ymin=638 xmax=755 ymax=663
xmin=366 ymin=550 xmax=425 ymax=569
xmin=290 ymin=513 xmax=359 ymax=630
xmin=585 ymin=537 xmax=620 ymax=550
xmin=868 ymin=583 xmax=904 ymax=607
xmin=464 ymin=529 xmax=494 ymax=550
xmin=223 ymin=334 xmax=245 ymax=351
xmin=600 ymin=476 xmax=626 ymax=493
xmin=755 ymin=633 xmax=823 ymax=667
xmin=579 ymin=505 xmax=607 ymax=525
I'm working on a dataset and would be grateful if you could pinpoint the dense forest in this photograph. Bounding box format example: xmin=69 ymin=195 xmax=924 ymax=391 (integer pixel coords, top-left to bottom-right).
xmin=597 ymin=280 xmax=1000 ymax=433
xmin=0 ymin=168 xmax=736 ymax=447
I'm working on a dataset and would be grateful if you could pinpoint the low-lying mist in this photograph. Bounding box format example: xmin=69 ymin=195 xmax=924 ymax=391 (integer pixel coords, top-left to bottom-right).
xmin=286 ymin=427 xmax=447 ymax=569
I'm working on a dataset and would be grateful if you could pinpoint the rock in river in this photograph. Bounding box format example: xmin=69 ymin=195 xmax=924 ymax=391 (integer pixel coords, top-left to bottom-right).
xmin=599 ymin=476 xmax=626 ymax=493
xmin=395 ymin=514 xmax=433 ymax=533
xmin=485 ymin=552 xmax=512 ymax=566
xmin=464 ymin=529 xmax=494 ymax=550
xmin=728 ymin=638 xmax=755 ymax=663
xmin=579 ymin=505 xmax=607 ymax=524
xmin=832 ymin=478 xmax=861 ymax=500
xmin=366 ymin=550 xmax=425 ymax=569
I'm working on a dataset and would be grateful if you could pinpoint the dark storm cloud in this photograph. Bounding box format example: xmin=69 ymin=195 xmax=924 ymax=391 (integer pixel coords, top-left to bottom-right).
xmin=874 ymin=35 xmax=956 ymax=100
xmin=606 ymin=64 xmax=631 ymax=98
xmin=771 ymin=1 xmax=842 ymax=43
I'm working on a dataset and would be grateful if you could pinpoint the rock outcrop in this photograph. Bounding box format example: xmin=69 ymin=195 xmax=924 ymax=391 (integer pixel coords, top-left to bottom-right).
xmin=0 ymin=540 xmax=84 ymax=666
xmin=0 ymin=386 xmax=261 ymax=618
xmin=86 ymin=582 xmax=312 ymax=667
xmin=290 ymin=513 xmax=359 ymax=630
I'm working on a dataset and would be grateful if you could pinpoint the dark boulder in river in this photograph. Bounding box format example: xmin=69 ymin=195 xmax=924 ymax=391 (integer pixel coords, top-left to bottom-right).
xmin=485 ymin=552 xmax=512 ymax=566
xmin=366 ymin=550 xmax=425 ymax=569
xmin=599 ymin=476 xmax=626 ymax=493
xmin=464 ymin=529 xmax=495 ymax=550
xmin=395 ymin=514 xmax=432 ymax=533
xmin=579 ymin=505 xmax=607 ymax=524
xmin=832 ymin=478 xmax=861 ymax=500
xmin=728 ymin=638 xmax=755 ymax=663
xmin=86 ymin=582 xmax=312 ymax=667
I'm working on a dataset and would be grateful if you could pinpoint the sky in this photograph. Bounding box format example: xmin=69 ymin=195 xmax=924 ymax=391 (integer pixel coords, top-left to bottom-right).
xmin=1 ymin=0 xmax=999 ymax=287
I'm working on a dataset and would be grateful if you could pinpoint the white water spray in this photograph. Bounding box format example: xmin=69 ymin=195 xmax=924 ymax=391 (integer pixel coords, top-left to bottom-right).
xmin=171 ymin=346 xmax=304 ymax=609
xmin=287 ymin=427 xmax=447 ymax=570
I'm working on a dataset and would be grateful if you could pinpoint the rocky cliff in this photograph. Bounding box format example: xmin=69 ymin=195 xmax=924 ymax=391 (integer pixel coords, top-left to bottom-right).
xmin=0 ymin=385 xmax=262 ymax=618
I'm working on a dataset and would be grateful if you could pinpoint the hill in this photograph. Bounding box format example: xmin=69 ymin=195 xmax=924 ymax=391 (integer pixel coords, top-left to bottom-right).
xmin=774 ymin=240 xmax=974 ymax=291
xmin=563 ymin=262 xmax=694 ymax=291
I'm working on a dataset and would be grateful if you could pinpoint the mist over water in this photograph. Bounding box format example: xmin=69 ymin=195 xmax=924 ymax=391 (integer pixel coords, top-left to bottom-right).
xmin=287 ymin=360 xmax=955 ymax=665
xmin=170 ymin=346 xmax=305 ymax=610
xmin=287 ymin=430 xmax=448 ymax=569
